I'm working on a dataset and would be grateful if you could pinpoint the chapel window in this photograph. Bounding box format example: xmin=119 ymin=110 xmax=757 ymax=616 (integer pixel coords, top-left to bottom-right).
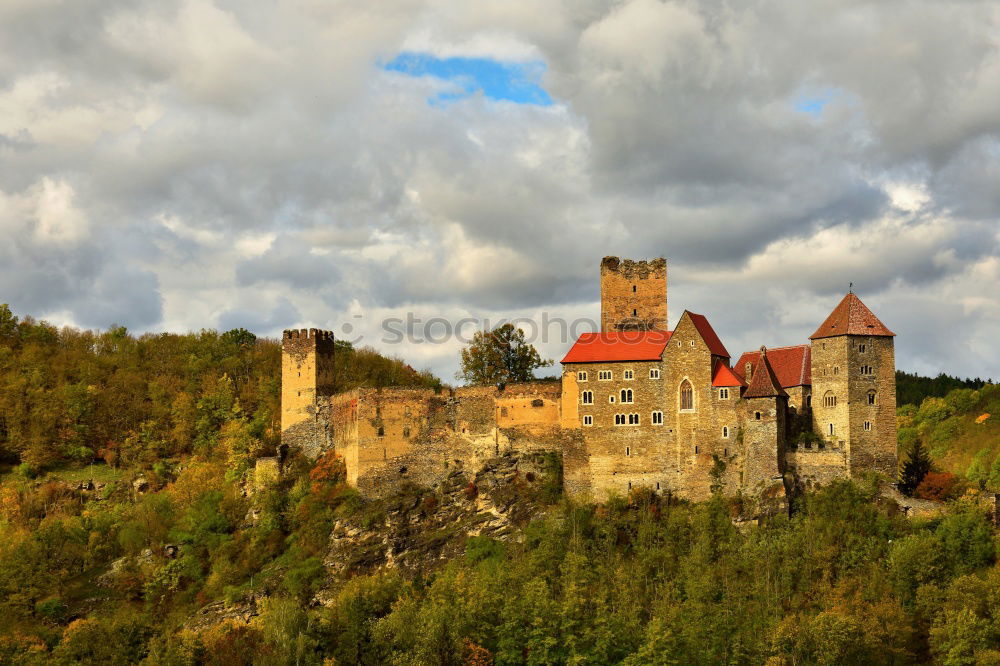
xmin=680 ymin=380 xmax=694 ymax=411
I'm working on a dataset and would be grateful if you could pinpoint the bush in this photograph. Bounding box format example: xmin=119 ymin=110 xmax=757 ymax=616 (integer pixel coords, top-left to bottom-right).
xmin=915 ymin=471 xmax=960 ymax=501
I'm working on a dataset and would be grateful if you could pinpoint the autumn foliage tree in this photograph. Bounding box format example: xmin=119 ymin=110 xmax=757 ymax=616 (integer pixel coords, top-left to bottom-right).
xmin=458 ymin=323 xmax=553 ymax=386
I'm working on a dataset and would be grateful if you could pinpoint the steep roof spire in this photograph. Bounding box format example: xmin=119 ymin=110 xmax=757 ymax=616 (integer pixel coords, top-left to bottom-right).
xmin=809 ymin=292 xmax=895 ymax=340
xmin=743 ymin=346 xmax=788 ymax=398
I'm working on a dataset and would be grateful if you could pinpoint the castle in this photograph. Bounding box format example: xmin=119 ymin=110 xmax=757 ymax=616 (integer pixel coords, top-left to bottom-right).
xmin=280 ymin=257 xmax=897 ymax=504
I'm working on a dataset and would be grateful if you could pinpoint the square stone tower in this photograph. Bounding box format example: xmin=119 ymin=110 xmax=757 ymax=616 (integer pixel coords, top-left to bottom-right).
xmin=281 ymin=328 xmax=336 ymax=456
xmin=809 ymin=293 xmax=897 ymax=478
xmin=600 ymin=256 xmax=667 ymax=332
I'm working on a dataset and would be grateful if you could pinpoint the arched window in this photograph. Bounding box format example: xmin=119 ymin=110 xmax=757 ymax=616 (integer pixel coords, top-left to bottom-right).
xmin=632 ymin=285 xmax=637 ymax=292
xmin=621 ymin=388 xmax=633 ymax=403
xmin=581 ymin=390 xmax=593 ymax=405
xmin=823 ymin=391 xmax=837 ymax=408
xmin=680 ymin=380 xmax=694 ymax=411
xmin=806 ymin=394 xmax=812 ymax=408
xmin=867 ymin=390 xmax=876 ymax=405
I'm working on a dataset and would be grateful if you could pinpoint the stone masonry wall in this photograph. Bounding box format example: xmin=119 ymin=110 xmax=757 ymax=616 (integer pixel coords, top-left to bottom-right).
xmin=600 ymin=256 xmax=668 ymax=332
xmin=563 ymin=360 xmax=669 ymax=499
xmin=810 ymin=336 xmax=851 ymax=456
xmin=846 ymin=336 xmax=897 ymax=478
xmin=281 ymin=329 xmax=335 ymax=457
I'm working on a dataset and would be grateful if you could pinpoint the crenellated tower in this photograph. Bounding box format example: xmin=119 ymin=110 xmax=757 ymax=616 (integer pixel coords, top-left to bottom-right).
xmin=809 ymin=293 xmax=897 ymax=478
xmin=281 ymin=328 xmax=336 ymax=457
xmin=600 ymin=256 xmax=667 ymax=332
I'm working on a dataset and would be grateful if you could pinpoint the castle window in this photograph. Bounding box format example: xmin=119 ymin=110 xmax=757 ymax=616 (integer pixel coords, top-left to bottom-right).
xmin=578 ymin=371 xmax=588 ymax=382
xmin=864 ymin=420 xmax=871 ymax=431
xmin=599 ymin=370 xmax=612 ymax=381
xmin=806 ymin=394 xmax=812 ymax=408
xmin=633 ymin=309 xmax=638 ymax=316
xmin=298 ymin=371 xmax=301 ymax=377
xmin=858 ymin=343 xmax=866 ymax=353
xmin=609 ymin=395 xmax=616 ymax=403
xmin=719 ymin=388 xmax=730 ymax=400
xmin=583 ymin=415 xmax=593 ymax=426
xmin=860 ymin=365 xmax=874 ymax=376
xmin=628 ymin=413 xmax=640 ymax=425
xmin=651 ymin=411 xmax=664 ymax=425
xmin=624 ymin=370 xmax=634 ymax=380
xmin=833 ymin=366 xmax=840 ymax=375
xmin=632 ymin=285 xmax=637 ymax=292
xmin=615 ymin=414 xmax=626 ymax=425
xmin=626 ymin=446 xmax=630 ymax=456
xmin=867 ymin=391 xmax=876 ymax=405
xmin=722 ymin=426 xmax=729 ymax=438
xmin=679 ymin=380 xmax=694 ymax=411
xmin=403 ymin=427 xmax=411 ymax=438
xmin=582 ymin=391 xmax=594 ymax=405
xmin=754 ymin=411 xmax=761 ymax=421
xmin=649 ymin=368 xmax=661 ymax=379
xmin=828 ymin=423 xmax=835 ymax=436
xmin=621 ymin=388 xmax=634 ymax=404
xmin=377 ymin=426 xmax=385 ymax=437
xmin=695 ymin=445 xmax=699 ymax=454
xmin=690 ymin=341 xmax=695 ymax=347
xmin=823 ymin=392 xmax=837 ymax=408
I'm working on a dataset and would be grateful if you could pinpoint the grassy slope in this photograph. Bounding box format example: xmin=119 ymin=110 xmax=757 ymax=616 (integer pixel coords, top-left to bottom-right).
xmin=897 ymin=382 xmax=1000 ymax=486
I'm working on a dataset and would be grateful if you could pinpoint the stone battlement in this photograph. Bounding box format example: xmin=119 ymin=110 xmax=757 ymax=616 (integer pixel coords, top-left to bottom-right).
xmin=283 ymin=328 xmax=334 ymax=340
xmin=601 ymin=256 xmax=667 ymax=279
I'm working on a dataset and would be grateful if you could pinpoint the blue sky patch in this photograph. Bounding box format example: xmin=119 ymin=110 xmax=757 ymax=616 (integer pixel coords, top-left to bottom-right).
xmin=384 ymin=52 xmax=553 ymax=106
xmin=793 ymin=87 xmax=841 ymax=117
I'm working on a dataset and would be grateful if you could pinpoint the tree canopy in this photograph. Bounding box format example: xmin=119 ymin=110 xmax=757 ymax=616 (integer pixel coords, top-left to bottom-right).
xmin=458 ymin=323 xmax=553 ymax=386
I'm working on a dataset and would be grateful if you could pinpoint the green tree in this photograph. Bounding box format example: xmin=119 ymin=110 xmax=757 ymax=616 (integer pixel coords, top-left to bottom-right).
xmin=0 ymin=304 xmax=17 ymax=339
xmin=899 ymin=438 xmax=932 ymax=496
xmin=458 ymin=323 xmax=552 ymax=386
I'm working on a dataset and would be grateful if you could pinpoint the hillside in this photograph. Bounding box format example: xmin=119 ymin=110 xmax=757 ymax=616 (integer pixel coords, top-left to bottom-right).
xmin=0 ymin=310 xmax=998 ymax=664
xmin=898 ymin=382 xmax=1000 ymax=491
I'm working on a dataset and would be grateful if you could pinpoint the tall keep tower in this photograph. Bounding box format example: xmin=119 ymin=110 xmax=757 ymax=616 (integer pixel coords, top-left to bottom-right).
xmin=281 ymin=328 xmax=336 ymax=456
xmin=809 ymin=293 xmax=897 ymax=478
xmin=600 ymin=256 xmax=667 ymax=332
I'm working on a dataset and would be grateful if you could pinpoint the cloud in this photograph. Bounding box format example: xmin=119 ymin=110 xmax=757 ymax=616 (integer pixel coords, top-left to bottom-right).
xmin=0 ymin=0 xmax=997 ymax=381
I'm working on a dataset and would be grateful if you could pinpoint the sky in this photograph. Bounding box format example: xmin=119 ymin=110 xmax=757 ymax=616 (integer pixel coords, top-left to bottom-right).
xmin=1 ymin=0 xmax=998 ymax=382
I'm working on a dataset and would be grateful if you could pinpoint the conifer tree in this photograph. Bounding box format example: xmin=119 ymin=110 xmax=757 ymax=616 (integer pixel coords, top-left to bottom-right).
xmin=899 ymin=438 xmax=932 ymax=496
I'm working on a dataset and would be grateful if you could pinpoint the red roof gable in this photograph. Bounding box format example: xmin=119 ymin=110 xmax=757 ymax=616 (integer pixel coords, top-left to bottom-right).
xmin=735 ymin=344 xmax=811 ymax=388
xmin=561 ymin=331 xmax=672 ymax=364
xmin=687 ymin=312 xmax=730 ymax=358
xmin=712 ymin=360 xmax=744 ymax=387
xmin=743 ymin=348 xmax=788 ymax=398
xmin=810 ymin=293 xmax=895 ymax=339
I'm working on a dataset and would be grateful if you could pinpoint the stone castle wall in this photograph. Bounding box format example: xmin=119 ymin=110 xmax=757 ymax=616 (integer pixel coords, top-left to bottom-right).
xmin=281 ymin=329 xmax=335 ymax=458
xmin=600 ymin=256 xmax=668 ymax=332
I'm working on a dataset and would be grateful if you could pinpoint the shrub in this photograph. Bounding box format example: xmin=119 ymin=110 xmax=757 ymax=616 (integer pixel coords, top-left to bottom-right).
xmin=915 ymin=472 xmax=960 ymax=501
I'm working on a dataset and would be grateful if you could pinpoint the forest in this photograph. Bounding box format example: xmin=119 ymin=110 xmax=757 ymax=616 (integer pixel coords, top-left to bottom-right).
xmin=0 ymin=305 xmax=998 ymax=665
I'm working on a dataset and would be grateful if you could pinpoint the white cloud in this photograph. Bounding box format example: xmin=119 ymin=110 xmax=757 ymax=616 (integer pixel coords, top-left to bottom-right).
xmin=0 ymin=0 xmax=997 ymax=380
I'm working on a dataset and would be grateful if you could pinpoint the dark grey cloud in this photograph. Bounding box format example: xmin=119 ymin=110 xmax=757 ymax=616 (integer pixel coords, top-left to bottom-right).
xmin=0 ymin=0 xmax=997 ymax=380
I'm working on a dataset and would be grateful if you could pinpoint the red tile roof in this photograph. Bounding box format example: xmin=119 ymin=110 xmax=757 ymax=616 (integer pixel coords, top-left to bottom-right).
xmin=687 ymin=312 xmax=730 ymax=358
xmin=561 ymin=331 xmax=672 ymax=364
xmin=712 ymin=360 xmax=744 ymax=387
xmin=810 ymin=292 xmax=895 ymax=339
xmin=735 ymin=344 xmax=811 ymax=388
xmin=743 ymin=347 xmax=788 ymax=398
